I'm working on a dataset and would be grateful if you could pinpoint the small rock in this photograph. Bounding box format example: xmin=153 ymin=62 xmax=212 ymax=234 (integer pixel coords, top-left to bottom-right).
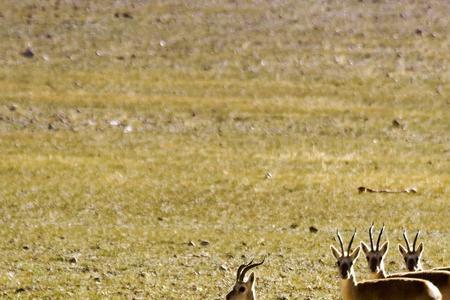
xmin=219 ymin=265 xmax=228 ymax=271
xmin=123 ymin=125 xmax=133 ymax=133
xmin=159 ymin=40 xmax=166 ymax=47
xmin=22 ymin=245 xmax=29 ymax=250
xmin=309 ymin=226 xmax=318 ymax=233
xmin=392 ymin=119 xmax=401 ymax=127
xmin=122 ymin=12 xmax=133 ymax=19
xmin=188 ymin=240 xmax=196 ymax=247
xmin=264 ymin=172 xmax=273 ymax=179
xmin=8 ymin=104 xmax=17 ymax=111
xmin=199 ymin=240 xmax=210 ymax=246
xmin=21 ymin=47 xmax=34 ymax=58
xmin=109 ymin=120 xmax=120 ymax=126
xmin=358 ymin=186 xmax=367 ymax=193
xmin=15 ymin=288 xmax=26 ymax=293
xmin=415 ymin=28 xmax=423 ymax=36
xmin=290 ymin=223 xmax=298 ymax=229
xmin=69 ymin=256 xmax=78 ymax=264
xmin=405 ymin=187 xmax=417 ymax=193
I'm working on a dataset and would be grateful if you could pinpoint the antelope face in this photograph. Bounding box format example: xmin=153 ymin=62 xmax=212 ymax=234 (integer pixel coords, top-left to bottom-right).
xmin=226 ymin=259 xmax=264 ymax=300
xmin=399 ymin=230 xmax=423 ymax=272
xmin=332 ymin=251 xmax=359 ymax=279
xmin=226 ymin=276 xmax=255 ymax=300
xmin=361 ymin=223 xmax=389 ymax=273
xmin=361 ymin=241 xmax=389 ymax=273
xmin=399 ymin=243 xmax=423 ymax=271
xmin=331 ymin=229 xmax=360 ymax=279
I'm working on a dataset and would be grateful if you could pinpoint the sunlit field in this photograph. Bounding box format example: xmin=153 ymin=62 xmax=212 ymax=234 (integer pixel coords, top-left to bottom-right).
xmin=0 ymin=0 xmax=449 ymax=299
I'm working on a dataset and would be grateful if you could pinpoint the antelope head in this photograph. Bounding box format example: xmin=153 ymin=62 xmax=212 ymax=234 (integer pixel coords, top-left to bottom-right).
xmin=331 ymin=229 xmax=360 ymax=279
xmin=226 ymin=258 xmax=265 ymax=300
xmin=360 ymin=223 xmax=389 ymax=274
xmin=398 ymin=229 xmax=424 ymax=271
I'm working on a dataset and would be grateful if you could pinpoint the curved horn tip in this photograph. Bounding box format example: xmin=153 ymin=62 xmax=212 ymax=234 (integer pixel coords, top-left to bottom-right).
xmin=369 ymin=223 xmax=375 ymax=249
xmin=376 ymin=224 xmax=385 ymax=250
xmin=347 ymin=229 xmax=357 ymax=254
xmin=413 ymin=230 xmax=420 ymax=251
xmin=239 ymin=257 xmax=265 ymax=281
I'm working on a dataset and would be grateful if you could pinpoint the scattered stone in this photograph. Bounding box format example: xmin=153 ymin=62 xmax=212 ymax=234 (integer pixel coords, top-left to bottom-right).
xmin=22 ymin=245 xmax=29 ymax=250
xmin=21 ymin=47 xmax=34 ymax=58
xmin=405 ymin=187 xmax=417 ymax=193
xmin=290 ymin=223 xmax=298 ymax=229
xmin=69 ymin=256 xmax=78 ymax=264
xmin=123 ymin=125 xmax=133 ymax=133
xmin=199 ymin=240 xmax=210 ymax=246
xmin=309 ymin=226 xmax=318 ymax=233
xmin=415 ymin=28 xmax=423 ymax=36
xmin=264 ymin=172 xmax=272 ymax=179
xmin=392 ymin=119 xmax=405 ymax=129
xmin=15 ymin=288 xmax=26 ymax=293
xmin=188 ymin=240 xmax=196 ymax=247
xmin=122 ymin=12 xmax=133 ymax=19
xmin=109 ymin=120 xmax=120 ymax=126
xmin=219 ymin=265 xmax=228 ymax=271
xmin=8 ymin=104 xmax=17 ymax=111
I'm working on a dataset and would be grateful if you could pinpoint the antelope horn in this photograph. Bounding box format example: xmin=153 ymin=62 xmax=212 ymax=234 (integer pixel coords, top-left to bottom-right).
xmin=239 ymin=257 xmax=265 ymax=281
xmin=336 ymin=230 xmax=345 ymax=254
xmin=413 ymin=231 xmax=420 ymax=251
xmin=236 ymin=259 xmax=253 ymax=282
xmin=403 ymin=229 xmax=411 ymax=252
xmin=369 ymin=223 xmax=375 ymax=250
xmin=376 ymin=224 xmax=385 ymax=251
xmin=348 ymin=229 xmax=357 ymax=254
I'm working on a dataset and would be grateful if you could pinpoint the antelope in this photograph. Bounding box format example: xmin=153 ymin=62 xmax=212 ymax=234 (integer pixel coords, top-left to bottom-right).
xmin=399 ymin=230 xmax=450 ymax=273
xmin=331 ymin=229 xmax=442 ymax=300
xmin=360 ymin=225 xmax=450 ymax=299
xmin=226 ymin=258 xmax=265 ymax=300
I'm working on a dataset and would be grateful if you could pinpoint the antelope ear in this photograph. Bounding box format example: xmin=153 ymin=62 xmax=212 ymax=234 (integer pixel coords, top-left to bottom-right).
xmin=330 ymin=245 xmax=341 ymax=259
xmin=350 ymin=246 xmax=360 ymax=261
xmin=417 ymin=242 xmax=424 ymax=255
xmin=247 ymin=272 xmax=255 ymax=288
xmin=360 ymin=242 xmax=370 ymax=255
xmin=398 ymin=244 xmax=408 ymax=257
xmin=380 ymin=241 xmax=389 ymax=256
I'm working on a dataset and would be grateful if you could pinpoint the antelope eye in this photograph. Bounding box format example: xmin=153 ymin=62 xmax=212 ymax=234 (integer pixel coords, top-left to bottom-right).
xmin=239 ymin=286 xmax=246 ymax=293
